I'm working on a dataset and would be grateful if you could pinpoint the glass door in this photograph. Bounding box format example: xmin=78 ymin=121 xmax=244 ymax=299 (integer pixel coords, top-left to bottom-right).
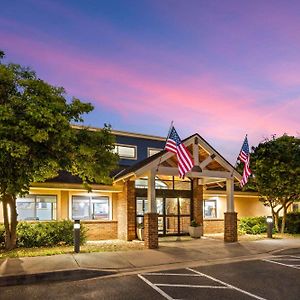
xmin=165 ymin=198 xmax=179 ymax=234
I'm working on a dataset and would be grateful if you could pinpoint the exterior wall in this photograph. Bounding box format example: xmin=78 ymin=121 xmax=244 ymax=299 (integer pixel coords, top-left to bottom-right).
xmin=82 ymin=221 xmax=118 ymax=240
xmin=204 ymin=219 xmax=224 ymax=233
xmin=235 ymin=196 xmax=270 ymax=217
xmin=116 ymin=181 xmax=136 ymax=240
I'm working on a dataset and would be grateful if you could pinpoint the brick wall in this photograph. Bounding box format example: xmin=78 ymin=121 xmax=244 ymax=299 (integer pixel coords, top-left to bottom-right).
xmin=83 ymin=221 xmax=118 ymax=240
xmin=117 ymin=181 xmax=136 ymax=241
xmin=204 ymin=219 xmax=224 ymax=233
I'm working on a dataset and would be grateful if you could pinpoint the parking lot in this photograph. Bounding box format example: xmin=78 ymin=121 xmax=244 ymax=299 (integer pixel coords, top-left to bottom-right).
xmin=138 ymin=254 xmax=300 ymax=300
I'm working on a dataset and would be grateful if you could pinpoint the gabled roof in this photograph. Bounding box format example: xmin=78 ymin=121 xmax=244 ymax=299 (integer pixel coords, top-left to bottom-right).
xmin=114 ymin=133 xmax=242 ymax=182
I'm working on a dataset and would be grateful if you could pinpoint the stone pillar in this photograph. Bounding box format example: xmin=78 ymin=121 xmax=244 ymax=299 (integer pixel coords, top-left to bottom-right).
xmin=224 ymin=178 xmax=237 ymax=242
xmin=144 ymin=213 xmax=159 ymax=249
xmin=192 ymin=179 xmax=203 ymax=230
xmin=224 ymin=212 xmax=238 ymax=242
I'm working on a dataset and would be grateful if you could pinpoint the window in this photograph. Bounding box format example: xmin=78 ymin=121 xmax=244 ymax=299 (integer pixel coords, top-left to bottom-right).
xmin=148 ymin=148 xmax=162 ymax=157
xmin=113 ymin=144 xmax=137 ymax=159
xmin=16 ymin=195 xmax=57 ymax=221
xmin=72 ymin=196 xmax=110 ymax=220
xmin=204 ymin=200 xmax=217 ymax=218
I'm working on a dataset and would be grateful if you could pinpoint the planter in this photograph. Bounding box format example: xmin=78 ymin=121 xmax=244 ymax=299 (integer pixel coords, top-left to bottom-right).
xmin=137 ymin=228 xmax=144 ymax=241
xmin=188 ymin=225 xmax=203 ymax=238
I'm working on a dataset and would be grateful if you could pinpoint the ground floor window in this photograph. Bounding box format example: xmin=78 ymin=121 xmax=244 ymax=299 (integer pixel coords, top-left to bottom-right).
xmin=72 ymin=196 xmax=110 ymax=220
xmin=16 ymin=195 xmax=57 ymax=221
xmin=204 ymin=199 xmax=217 ymax=218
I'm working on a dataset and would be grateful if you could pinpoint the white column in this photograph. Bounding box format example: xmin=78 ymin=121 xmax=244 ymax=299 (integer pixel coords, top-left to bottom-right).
xmin=193 ymin=137 xmax=199 ymax=166
xmin=226 ymin=178 xmax=234 ymax=212
xmin=147 ymin=169 xmax=156 ymax=213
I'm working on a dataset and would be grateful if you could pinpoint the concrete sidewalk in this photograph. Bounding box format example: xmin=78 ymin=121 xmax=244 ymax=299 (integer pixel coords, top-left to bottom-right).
xmin=0 ymin=237 xmax=299 ymax=281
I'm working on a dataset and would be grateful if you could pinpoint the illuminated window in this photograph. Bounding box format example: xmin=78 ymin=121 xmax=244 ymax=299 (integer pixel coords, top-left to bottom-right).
xmin=204 ymin=200 xmax=217 ymax=218
xmin=148 ymin=148 xmax=162 ymax=157
xmin=72 ymin=196 xmax=110 ymax=220
xmin=114 ymin=144 xmax=137 ymax=159
xmin=16 ymin=195 xmax=57 ymax=221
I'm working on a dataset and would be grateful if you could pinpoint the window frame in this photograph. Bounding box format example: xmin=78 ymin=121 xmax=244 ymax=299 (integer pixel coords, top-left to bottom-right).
xmin=71 ymin=195 xmax=111 ymax=221
xmin=147 ymin=147 xmax=163 ymax=157
xmin=203 ymin=199 xmax=217 ymax=219
xmin=114 ymin=143 xmax=137 ymax=160
xmin=16 ymin=194 xmax=57 ymax=221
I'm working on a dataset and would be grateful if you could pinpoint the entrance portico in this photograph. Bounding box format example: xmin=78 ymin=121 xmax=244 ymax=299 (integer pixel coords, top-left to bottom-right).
xmin=114 ymin=133 xmax=242 ymax=249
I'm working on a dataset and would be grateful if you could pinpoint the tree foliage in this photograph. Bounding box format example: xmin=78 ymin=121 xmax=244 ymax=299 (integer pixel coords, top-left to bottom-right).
xmin=0 ymin=51 xmax=118 ymax=249
xmin=251 ymin=135 xmax=300 ymax=232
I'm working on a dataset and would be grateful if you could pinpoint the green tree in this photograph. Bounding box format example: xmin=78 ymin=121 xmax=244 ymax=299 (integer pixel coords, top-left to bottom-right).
xmin=0 ymin=52 xmax=118 ymax=249
xmin=251 ymin=135 xmax=300 ymax=232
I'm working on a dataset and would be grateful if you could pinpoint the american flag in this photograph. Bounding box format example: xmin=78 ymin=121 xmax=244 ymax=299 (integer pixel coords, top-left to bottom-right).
xmin=165 ymin=126 xmax=194 ymax=178
xmin=239 ymin=136 xmax=251 ymax=187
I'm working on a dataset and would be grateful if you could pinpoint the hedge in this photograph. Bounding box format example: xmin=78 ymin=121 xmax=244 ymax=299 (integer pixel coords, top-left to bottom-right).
xmin=238 ymin=216 xmax=267 ymax=234
xmin=279 ymin=212 xmax=300 ymax=234
xmin=0 ymin=220 xmax=87 ymax=248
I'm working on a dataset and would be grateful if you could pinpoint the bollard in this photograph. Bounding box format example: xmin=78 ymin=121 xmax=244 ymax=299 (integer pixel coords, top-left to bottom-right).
xmin=266 ymin=216 xmax=273 ymax=238
xmin=74 ymin=219 xmax=80 ymax=253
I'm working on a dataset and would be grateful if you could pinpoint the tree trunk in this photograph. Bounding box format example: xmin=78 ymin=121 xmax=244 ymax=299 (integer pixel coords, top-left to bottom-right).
xmin=2 ymin=194 xmax=18 ymax=250
xmin=281 ymin=205 xmax=287 ymax=234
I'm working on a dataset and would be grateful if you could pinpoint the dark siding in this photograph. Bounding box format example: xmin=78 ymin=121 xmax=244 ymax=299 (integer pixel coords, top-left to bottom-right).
xmin=115 ymin=135 xmax=165 ymax=166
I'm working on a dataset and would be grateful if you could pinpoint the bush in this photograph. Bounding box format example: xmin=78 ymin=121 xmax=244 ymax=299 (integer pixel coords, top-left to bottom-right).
xmin=0 ymin=224 xmax=5 ymax=247
xmin=279 ymin=213 xmax=300 ymax=234
xmin=4 ymin=220 xmax=88 ymax=248
xmin=239 ymin=217 xmax=267 ymax=234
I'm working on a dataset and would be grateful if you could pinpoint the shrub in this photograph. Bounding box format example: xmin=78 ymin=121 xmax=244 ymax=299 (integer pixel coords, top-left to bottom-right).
xmin=0 ymin=224 xmax=5 ymax=247
xmin=16 ymin=220 xmax=87 ymax=248
xmin=279 ymin=213 xmax=300 ymax=234
xmin=239 ymin=217 xmax=267 ymax=234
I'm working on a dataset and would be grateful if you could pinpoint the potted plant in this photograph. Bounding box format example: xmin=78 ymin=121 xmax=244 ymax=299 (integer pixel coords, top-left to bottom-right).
xmin=137 ymin=222 xmax=144 ymax=241
xmin=188 ymin=219 xmax=203 ymax=238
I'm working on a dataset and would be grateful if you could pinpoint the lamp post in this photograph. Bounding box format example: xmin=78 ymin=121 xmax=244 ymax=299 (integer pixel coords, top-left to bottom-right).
xmin=74 ymin=219 xmax=81 ymax=253
xmin=266 ymin=216 xmax=273 ymax=238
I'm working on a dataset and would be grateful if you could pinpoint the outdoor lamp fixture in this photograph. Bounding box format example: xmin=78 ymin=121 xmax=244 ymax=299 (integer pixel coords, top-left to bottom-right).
xmin=266 ymin=216 xmax=273 ymax=238
xmin=74 ymin=219 xmax=81 ymax=253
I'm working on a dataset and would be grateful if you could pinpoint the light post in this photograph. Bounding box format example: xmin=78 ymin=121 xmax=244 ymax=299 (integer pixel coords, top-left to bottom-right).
xmin=74 ymin=219 xmax=81 ymax=253
xmin=266 ymin=216 xmax=273 ymax=238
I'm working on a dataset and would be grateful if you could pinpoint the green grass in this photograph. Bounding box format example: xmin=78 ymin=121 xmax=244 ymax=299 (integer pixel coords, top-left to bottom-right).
xmin=0 ymin=240 xmax=144 ymax=259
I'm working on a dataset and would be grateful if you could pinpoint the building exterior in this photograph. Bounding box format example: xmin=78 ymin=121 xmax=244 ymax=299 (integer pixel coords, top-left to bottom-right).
xmin=0 ymin=126 xmax=271 ymax=248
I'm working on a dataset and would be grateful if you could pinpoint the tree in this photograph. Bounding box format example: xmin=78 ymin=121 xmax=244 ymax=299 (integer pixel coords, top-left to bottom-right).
xmin=0 ymin=52 xmax=118 ymax=249
xmin=251 ymin=135 xmax=300 ymax=232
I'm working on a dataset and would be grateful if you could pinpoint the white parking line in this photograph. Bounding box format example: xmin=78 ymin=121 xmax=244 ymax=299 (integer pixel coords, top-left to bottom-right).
xmin=262 ymin=258 xmax=300 ymax=270
xmin=187 ymin=268 xmax=267 ymax=300
xmin=138 ymin=274 xmax=174 ymax=300
xmin=138 ymin=267 xmax=268 ymax=300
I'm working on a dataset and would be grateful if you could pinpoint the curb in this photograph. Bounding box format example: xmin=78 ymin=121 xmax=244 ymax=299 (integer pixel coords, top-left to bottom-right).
xmin=0 ymin=268 xmax=115 ymax=287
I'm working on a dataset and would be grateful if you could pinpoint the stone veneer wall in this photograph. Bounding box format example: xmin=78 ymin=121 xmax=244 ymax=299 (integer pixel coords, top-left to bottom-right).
xmin=79 ymin=221 xmax=118 ymax=240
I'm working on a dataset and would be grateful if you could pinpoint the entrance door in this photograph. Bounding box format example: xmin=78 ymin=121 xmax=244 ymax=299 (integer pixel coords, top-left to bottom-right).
xmin=136 ymin=197 xmax=191 ymax=236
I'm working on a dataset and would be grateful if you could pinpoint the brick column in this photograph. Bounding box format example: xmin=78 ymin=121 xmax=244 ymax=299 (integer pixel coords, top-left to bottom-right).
xmin=192 ymin=179 xmax=203 ymax=229
xmin=117 ymin=180 xmax=136 ymax=241
xmin=144 ymin=213 xmax=158 ymax=249
xmin=224 ymin=212 xmax=238 ymax=242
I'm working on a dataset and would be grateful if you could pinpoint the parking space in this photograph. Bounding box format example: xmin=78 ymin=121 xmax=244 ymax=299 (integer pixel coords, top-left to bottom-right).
xmin=262 ymin=254 xmax=300 ymax=269
xmin=138 ymin=255 xmax=300 ymax=300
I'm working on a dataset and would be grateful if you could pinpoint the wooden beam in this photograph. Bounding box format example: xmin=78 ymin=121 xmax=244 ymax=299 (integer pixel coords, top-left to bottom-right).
xmin=156 ymin=167 xmax=233 ymax=179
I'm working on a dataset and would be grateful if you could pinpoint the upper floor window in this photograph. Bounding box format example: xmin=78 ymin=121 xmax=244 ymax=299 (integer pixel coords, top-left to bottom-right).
xmin=204 ymin=199 xmax=217 ymax=218
xmin=114 ymin=144 xmax=137 ymax=160
xmin=72 ymin=196 xmax=110 ymax=220
xmin=148 ymin=148 xmax=163 ymax=157
xmin=16 ymin=195 xmax=57 ymax=221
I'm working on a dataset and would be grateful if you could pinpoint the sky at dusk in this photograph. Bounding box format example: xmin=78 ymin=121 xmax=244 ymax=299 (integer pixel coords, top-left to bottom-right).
xmin=1 ymin=0 xmax=300 ymax=163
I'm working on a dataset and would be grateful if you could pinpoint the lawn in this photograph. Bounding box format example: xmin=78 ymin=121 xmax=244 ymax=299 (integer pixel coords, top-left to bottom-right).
xmin=0 ymin=240 xmax=144 ymax=259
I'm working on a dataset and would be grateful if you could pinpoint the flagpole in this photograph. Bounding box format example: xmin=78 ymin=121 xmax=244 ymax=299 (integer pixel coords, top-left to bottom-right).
xmin=231 ymin=134 xmax=248 ymax=179
xmin=155 ymin=121 xmax=174 ymax=175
